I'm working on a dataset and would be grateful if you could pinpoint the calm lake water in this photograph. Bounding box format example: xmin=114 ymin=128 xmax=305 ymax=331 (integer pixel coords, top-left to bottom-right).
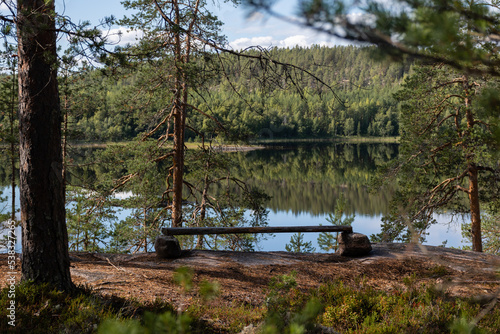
xmin=227 ymin=142 xmax=467 ymax=250
xmin=0 ymin=142 xmax=468 ymax=253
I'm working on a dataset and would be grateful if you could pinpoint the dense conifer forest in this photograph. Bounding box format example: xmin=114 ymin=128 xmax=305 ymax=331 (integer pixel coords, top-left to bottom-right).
xmin=63 ymin=45 xmax=412 ymax=142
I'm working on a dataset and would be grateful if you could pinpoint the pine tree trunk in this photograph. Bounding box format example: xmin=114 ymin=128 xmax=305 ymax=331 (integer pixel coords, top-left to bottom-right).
xmin=17 ymin=0 xmax=74 ymax=290
xmin=171 ymin=0 xmax=186 ymax=228
xmin=468 ymin=163 xmax=482 ymax=252
xmin=196 ymin=170 xmax=210 ymax=249
xmin=9 ymin=55 xmax=16 ymax=221
xmin=463 ymin=76 xmax=482 ymax=252
xmin=171 ymin=102 xmax=185 ymax=227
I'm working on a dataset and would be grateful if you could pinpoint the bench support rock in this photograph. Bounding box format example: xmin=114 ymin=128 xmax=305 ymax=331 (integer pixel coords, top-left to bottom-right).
xmin=155 ymin=235 xmax=182 ymax=259
xmin=336 ymin=232 xmax=372 ymax=256
xmin=154 ymin=228 xmax=372 ymax=258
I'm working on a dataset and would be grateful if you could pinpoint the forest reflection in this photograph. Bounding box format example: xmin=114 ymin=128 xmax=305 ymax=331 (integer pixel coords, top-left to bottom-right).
xmin=213 ymin=142 xmax=398 ymax=216
xmin=0 ymin=142 xmax=398 ymax=218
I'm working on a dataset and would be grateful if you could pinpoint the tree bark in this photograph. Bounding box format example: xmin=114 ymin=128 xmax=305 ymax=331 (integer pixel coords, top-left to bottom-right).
xmin=463 ymin=76 xmax=482 ymax=252
xmin=171 ymin=0 xmax=186 ymax=227
xmin=9 ymin=58 xmax=16 ymax=221
xmin=196 ymin=166 xmax=210 ymax=249
xmin=17 ymin=0 xmax=74 ymax=290
xmin=171 ymin=101 xmax=185 ymax=227
xmin=468 ymin=163 xmax=482 ymax=252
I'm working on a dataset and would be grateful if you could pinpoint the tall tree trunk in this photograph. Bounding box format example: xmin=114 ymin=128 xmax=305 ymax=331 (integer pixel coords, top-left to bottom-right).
xmin=196 ymin=169 xmax=210 ymax=249
xmin=10 ymin=58 xmax=16 ymax=221
xmin=171 ymin=102 xmax=185 ymax=227
xmin=468 ymin=163 xmax=482 ymax=252
xmin=10 ymin=130 xmax=15 ymax=221
xmin=463 ymin=76 xmax=482 ymax=252
xmin=171 ymin=0 xmax=186 ymax=227
xmin=62 ymin=80 xmax=69 ymax=194
xmin=144 ymin=207 xmax=148 ymax=252
xmin=17 ymin=0 xmax=74 ymax=290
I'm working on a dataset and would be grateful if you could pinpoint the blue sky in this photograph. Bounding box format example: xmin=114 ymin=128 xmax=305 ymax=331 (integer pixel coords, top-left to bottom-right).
xmin=52 ymin=0 xmax=348 ymax=49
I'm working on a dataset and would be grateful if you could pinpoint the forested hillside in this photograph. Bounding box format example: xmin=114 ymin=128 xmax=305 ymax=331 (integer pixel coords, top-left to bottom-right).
xmin=66 ymin=45 xmax=413 ymax=142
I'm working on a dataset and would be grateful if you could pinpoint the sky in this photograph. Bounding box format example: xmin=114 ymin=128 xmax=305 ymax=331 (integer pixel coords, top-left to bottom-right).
xmin=51 ymin=0 xmax=349 ymax=49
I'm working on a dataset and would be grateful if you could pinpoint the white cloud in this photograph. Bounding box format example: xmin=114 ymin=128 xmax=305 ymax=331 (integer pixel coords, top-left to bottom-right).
xmin=229 ymin=36 xmax=275 ymax=50
xmin=106 ymin=28 xmax=143 ymax=46
xmin=114 ymin=191 xmax=134 ymax=200
xmin=246 ymin=11 xmax=265 ymax=22
xmin=346 ymin=12 xmax=376 ymax=27
xmin=228 ymin=32 xmax=345 ymax=50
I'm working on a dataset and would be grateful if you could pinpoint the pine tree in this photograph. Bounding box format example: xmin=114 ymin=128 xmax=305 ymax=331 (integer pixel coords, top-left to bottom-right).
xmin=317 ymin=193 xmax=355 ymax=252
xmin=374 ymin=65 xmax=499 ymax=251
xmin=119 ymin=0 xmax=230 ymax=227
xmin=16 ymin=0 xmax=73 ymax=290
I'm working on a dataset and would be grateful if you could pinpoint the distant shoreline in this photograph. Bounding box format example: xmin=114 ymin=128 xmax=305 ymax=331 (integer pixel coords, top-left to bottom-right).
xmin=251 ymin=136 xmax=399 ymax=145
xmin=0 ymin=136 xmax=399 ymax=150
xmin=64 ymin=141 xmax=266 ymax=151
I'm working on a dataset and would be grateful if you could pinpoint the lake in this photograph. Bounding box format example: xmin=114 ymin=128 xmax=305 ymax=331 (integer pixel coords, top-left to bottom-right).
xmin=0 ymin=141 xmax=468 ymax=253
xmin=225 ymin=142 xmax=466 ymax=250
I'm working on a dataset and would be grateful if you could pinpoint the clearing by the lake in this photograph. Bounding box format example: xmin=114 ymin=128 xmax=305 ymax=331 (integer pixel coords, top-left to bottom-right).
xmin=1 ymin=243 xmax=499 ymax=332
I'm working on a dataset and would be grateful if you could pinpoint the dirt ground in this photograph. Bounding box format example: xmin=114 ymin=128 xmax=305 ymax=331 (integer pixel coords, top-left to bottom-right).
xmin=2 ymin=243 xmax=499 ymax=317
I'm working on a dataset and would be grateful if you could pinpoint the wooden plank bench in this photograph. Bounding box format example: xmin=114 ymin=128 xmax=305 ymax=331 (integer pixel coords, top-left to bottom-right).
xmin=162 ymin=225 xmax=353 ymax=236
xmin=155 ymin=225 xmax=371 ymax=258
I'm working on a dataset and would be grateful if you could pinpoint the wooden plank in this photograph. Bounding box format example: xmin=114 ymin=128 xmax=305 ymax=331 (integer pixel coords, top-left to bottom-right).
xmin=162 ymin=225 xmax=353 ymax=236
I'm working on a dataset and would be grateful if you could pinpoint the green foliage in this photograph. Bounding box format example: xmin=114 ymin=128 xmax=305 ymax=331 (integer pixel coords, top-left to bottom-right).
xmin=265 ymin=271 xmax=300 ymax=315
xmin=0 ymin=189 xmax=12 ymax=248
xmin=60 ymin=46 xmax=410 ymax=143
xmin=316 ymin=279 xmax=500 ymax=333
xmin=252 ymin=267 xmax=500 ymax=334
xmin=462 ymin=209 xmax=500 ymax=255
xmin=317 ymin=193 xmax=355 ymax=252
xmin=67 ymin=140 xmax=173 ymax=253
xmin=263 ymin=271 xmax=321 ymax=333
xmin=262 ymin=298 xmax=324 ymax=334
xmin=173 ymin=267 xmax=194 ymax=293
xmin=173 ymin=266 xmax=220 ymax=301
xmin=97 ymin=266 xmax=222 ymax=334
xmin=187 ymin=301 xmax=264 ymax=333
xmin=0 ymin=281 xmax=126 ymax=333
xmin=198 ymin=280 xmax=221 ymax=302
xmin=66 ymin=187 xmax=118 ymax=252
xmin=63 ymin=140 xmax=273 ymax=253
xmin=4 ymin=275 xmax=499 ymax=333
xmin=261 ymin=272 xmax=500 ymax=333
xmin=0 ymin=40 xmax=19 ymax=226
xmin=372 ymin=65 xmax=499 ymax=244
xmin=98 ymin=311 xmax=191 ymax=334
xmin=285 ymin=232 xmax=316 ymax=253
xmin=0 ymin=276 xmax=227 ymax=334
xmin=265 ymin=0 xmax=500 ymax=77
xmin=190 ymin=46 xmax=407 ymax=141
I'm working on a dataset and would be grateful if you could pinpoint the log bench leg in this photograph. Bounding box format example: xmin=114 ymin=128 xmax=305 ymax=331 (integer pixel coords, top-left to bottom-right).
xmin=155 ymin=232 xmax=372 ymax=259
xmin=155 ymin=235 xmax=182 ymax=259
xmin=336 ymin=232 xmax=372 ymax=256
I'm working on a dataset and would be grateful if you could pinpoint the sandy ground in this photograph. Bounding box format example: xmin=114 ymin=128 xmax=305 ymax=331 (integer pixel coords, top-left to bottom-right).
xmin=2 ymin=243 xmax=499 ymax=316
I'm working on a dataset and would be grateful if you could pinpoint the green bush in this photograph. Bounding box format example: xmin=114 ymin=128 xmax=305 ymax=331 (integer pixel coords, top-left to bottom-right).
xmin=260 ymin=274 xmax=500 ymax=334
xmin=315 ymin=279 xmax=500 ymax=333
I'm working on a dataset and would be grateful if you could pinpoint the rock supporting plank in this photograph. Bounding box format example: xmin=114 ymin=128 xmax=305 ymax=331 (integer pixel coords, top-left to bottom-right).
xmin=155 ymin=226 xmax=371 ymax=259
xmin=155 ymin=235 xmax=182 ymax=259
xmin=336 ymin=232 xmax=372 ymax=256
